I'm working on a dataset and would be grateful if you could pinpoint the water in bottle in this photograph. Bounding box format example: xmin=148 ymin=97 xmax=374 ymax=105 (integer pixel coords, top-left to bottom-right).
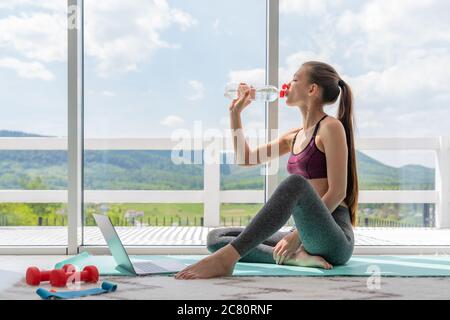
xmin=224 ymin=83 xmax=287 ymax=102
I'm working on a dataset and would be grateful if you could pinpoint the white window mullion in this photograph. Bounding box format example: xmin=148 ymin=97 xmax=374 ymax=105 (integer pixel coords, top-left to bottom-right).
xmin=436 ymin=136 xmax=450 ymax=228
xmin=265 ymin=0 xmax=279 ymax=201
xmin=203 ymin=137 xmax=221 ymax=227
xmin=67 ymin=0 xmax=84 ymax=254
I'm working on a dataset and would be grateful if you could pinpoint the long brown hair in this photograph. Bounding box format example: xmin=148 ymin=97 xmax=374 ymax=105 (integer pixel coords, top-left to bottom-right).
xmin=303 ymin=61 xmax=359 ymax=227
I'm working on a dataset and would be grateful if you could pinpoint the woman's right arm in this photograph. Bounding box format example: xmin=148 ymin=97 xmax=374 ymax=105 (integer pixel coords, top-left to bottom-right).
xmin=228 ymin=83 xmax=296 ymax=167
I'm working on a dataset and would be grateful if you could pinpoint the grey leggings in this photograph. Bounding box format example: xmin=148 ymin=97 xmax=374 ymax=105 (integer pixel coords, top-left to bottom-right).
xmin=206 ymin=174 xmax=355 ymax=266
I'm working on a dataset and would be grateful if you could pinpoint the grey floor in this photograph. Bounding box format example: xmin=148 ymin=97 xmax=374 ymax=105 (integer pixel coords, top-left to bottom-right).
xmin=1 ymin=256 xmax=450 ymax=300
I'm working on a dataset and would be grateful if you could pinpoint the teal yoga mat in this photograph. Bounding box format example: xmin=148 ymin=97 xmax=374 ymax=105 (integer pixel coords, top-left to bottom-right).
xmin=55 ymin=252 xmax=450 ymax=277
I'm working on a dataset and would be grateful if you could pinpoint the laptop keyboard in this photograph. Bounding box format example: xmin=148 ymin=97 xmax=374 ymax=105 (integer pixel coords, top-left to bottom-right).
xmin=133 ymin=261 xmax=170 ymax=273
xmin=133 ymin=260 xmax=188 ymax=274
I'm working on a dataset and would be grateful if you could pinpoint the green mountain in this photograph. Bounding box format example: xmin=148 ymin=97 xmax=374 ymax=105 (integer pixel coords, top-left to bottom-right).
xmin=355 ymin=152 xmax=434 ymax=190
xmin=0 ymin=130 xmax=48 ymax=137
xmin=0 ymin=130 xmax=435 ymax=191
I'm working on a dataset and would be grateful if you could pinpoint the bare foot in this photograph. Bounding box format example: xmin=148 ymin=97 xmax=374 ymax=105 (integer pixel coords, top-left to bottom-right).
xmin=175 ymin=245 xmax=240 ymax=280
xmin=284 ymin=246 xmax=333 ymax=269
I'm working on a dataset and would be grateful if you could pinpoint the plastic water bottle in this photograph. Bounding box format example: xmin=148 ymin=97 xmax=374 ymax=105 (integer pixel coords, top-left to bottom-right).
xmin=224 ymin=83 xmax=287 ymax=102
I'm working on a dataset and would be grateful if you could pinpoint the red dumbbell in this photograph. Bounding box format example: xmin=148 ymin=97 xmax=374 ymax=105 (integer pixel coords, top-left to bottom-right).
xmin=50 ymin=265 xmax=99 ymax=287
xmin=26 ymin=264 xmax=74 ymax=286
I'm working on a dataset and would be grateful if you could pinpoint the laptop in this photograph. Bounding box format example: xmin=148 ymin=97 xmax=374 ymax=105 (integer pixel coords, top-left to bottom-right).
xmin=93 ymin=214 xmax=188 ymax=275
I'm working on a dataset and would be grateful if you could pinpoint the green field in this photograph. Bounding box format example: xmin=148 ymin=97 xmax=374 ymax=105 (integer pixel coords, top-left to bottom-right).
xmin=0 ymin=202 xmax=266 ymax=227
xmin=0 ymin=201 xmax=429 ymax=228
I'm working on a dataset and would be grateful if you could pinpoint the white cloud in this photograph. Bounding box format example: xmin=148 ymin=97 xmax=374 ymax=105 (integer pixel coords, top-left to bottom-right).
xmin=187 ymin=80 xmax=205 ymax=101
xmin=213 ymin=19 xmax=220 ymax=33
xmin=355 ymin=105 xmax=450 ymax=139
xmin=161 ymin=115 xmax=185 ymax=127
xmin=280 ymin=37 xmax=290 ymax=48
xmin=170 ymin=7 xmax=197 ymax=31
xmin=350 ymin=49 xmax=450 ymax=100
xmin=0 ymin=12 xmax=66 ymax=63
xmin=211 ymin=18 xmax=232 ymax=36
xmin=336 ymin=0 xmax=450 ymax=67
xmin=228 ymin=68 xmax=265 ymax=87
xmin=278 ymin=50 xmax=344 ymax=85
xmin=87 ymin=89 xmax=117 ymax=97
xmin=85 ymin=0 xmax=198 ymax=77
xmin=245 ymin=121 xmax=265 ymax=131
xmin=219 ymin=116 xmax=229 ymax=128
xmin=0 ymin=0 xmax=65 ymax=12
xmin=338 ymin=0 xmax=437 ymax=35
xmin=345 ymin=48 xmax=450 ymax=138
xmin=247 ymin=105 xmax=264 ymax=118
xmin=100 ymin=90 xmax=116 ymax=97
xmin=0 ymin=57 xmax=54 ymax=80
xmin=276 ymin=0 xmax=450 ymax=138
xmin=354 ymin=109 xmax=383 ymax=131
xmin=0 ymin=0 xmax=197 ymax=77
xmin=280 ymin=0 xmax=342 ymax=16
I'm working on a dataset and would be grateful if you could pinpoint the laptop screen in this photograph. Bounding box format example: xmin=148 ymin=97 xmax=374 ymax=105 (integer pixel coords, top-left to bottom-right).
xmin=93 ymin=214 xmax=135 ymax=273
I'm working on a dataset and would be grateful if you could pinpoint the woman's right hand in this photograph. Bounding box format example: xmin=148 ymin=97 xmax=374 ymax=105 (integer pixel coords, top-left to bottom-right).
xmin=228 ymin=83 xmax=255 ymax=114
xmin=273 ymin=231 xmax=301 ymax=265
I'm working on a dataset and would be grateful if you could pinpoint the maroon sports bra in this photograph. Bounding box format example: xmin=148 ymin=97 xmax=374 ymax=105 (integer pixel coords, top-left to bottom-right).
xmin=287 ymin=115 xmax=328 ymax=179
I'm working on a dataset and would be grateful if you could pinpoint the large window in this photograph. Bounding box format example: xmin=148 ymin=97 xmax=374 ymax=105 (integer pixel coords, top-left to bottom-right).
xmin=1 ymin=1 xmax=449 ymax=250
xmin=0 ymin=2 xmax=67 ymax=245
xmin=82 ymin=0 xmax=266 ymax=245
xmin=278 ymin=0 xmax=450 ymax=228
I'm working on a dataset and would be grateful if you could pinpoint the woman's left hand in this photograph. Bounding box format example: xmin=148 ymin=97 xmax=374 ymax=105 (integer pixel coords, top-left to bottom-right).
xmin=273 ymin=231 xmax=301 ymax=265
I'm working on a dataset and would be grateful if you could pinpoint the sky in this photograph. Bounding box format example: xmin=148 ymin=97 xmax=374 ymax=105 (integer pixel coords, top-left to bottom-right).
xmin=1 ymin=0 xmax=449 ymax=169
